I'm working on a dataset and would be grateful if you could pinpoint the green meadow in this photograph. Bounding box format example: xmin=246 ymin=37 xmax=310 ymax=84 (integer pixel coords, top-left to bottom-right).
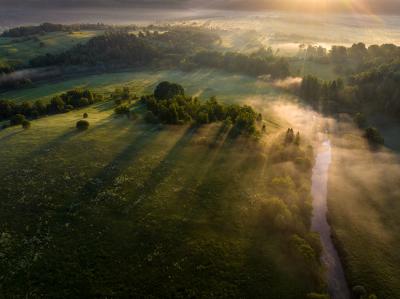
xmin=1 ymin=69 xmax=284 ymax=104
xmin=0 ymin=69 xmax=325 ymax=297
xmin=0 ymin=31 xmax=101 ymax=64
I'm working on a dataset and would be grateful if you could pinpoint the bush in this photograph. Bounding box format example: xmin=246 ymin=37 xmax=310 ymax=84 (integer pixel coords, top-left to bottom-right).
xmin=76 ymin=120 xmax=89 ymax=131
xmin=21 ymin=120 xmax=31 ymax=129
xmin=352 ymin=285 xmax=367 ymax=299
xmin=83 ymin=113 xmax=88 ymax=118
xmin=365 ymin=127 xmax=384 ymax=145
xmin=115 ymin=106 xmax=130 ymax=116
xmin=354 ymin=112 xmax=367 ymax=128
xmin=10 ymin=114 xmax=26 ymax=126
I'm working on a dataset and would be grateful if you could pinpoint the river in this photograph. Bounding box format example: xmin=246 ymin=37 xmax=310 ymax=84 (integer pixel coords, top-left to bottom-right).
xmin=311 ymin=139 xmax=350 ymax=299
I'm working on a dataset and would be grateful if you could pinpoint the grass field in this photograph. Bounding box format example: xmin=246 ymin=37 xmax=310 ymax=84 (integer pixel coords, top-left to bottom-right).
xmin=0 ymin=70 xmax=326 ymax=297
xmin=1 ymin=69 xmax=285 ymax=104
xmin=0 ymin=31 xmax=101 ymax=64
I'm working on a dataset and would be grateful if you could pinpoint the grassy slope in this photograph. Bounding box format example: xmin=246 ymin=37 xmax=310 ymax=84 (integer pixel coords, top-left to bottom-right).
xmin=0 ymin=70 xmax=324 ymax=297
xmin=328 ymin=122 xmax=400 ymax=299
xmin=0 ymin=31 xmax=101 ymax=64
xmin=0 ymin=102 xmax=319 ymax=297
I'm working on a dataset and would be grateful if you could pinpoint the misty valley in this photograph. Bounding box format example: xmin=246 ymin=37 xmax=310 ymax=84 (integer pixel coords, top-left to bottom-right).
xmin=0 ymin=9 xmax=400 ymax=299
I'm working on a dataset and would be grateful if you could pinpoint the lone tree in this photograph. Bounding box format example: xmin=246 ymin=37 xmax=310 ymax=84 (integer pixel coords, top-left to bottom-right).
xmin=76 ymin=120 xmax=89 ymax=131
xmin=21 ymin=120 xmax=31 ymax=129
xmin=154 ymin=81 xmax=185 ymax=101
xmin=365 ymin=127 xmax=384 ymax=145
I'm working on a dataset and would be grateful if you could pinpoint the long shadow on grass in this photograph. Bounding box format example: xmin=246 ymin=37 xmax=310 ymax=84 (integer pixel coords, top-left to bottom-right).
xmin=128 ymin=125 xmax=200 ymax=208
xmin=79 ymin=126 xmax=162 ymax=203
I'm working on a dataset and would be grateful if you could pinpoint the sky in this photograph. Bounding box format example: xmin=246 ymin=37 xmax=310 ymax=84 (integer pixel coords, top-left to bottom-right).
xmin=1 ymin=0 xmax=400 ymax=14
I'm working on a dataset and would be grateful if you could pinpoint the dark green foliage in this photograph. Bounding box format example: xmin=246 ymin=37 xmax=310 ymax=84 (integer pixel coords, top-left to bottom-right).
xmin=10 ymin=114 xmax=26 ymax=126
xmin=21 ymin=120 xmax=31 ymax=129
xmin=353 ymin=113 xmax=367 ymax=128
xmin=114 ymin=106 xmax=130 ymax=116
xmin=154 ymin=82 xmax=185 ymax=101
xmin=142 ymin=84 xmax=260 ymax=136
xmin=30 ymin=28 xmax=220 ymax=68
xmin=144 ymin=111 xmax=159 ymax=124
xmin=364 ymin=127 xmax=384 ymax=145
xmin=76 ymin=120 xmax=89 ymax=131
xmin=190 ymin=49 xmax=290 ymax=79
xmin=352 ymin=285 xmax=367 ymax=299
xmin=285 ymin=128 xmax=295 ymax=144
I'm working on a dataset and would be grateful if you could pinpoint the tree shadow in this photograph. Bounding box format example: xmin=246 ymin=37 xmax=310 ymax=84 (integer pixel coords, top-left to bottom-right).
xmin=79 ymin=127 xmax=161 ymax=202
xmin=128 ymin=125 xmax=200 ymax=208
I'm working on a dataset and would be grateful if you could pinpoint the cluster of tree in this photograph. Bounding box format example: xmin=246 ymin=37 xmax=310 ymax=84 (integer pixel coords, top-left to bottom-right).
xmin=299 ymin=43 xmax=400 ymax=74
xmin=285 ymin=128 xmax=301 ymax=145
xmin=0 ymin=88 xmax=101 ymax=127
xmin=299 ymin=75 xmax=345 ymax=106
xmin=29 ymin=28 xmax=220 ymax=68
xmin=189 ymin=48 xmax=290 ymax=79
xmin=142 ymin=81 xmax=261 ymax=136
xmin=299 ymin=76 xmax=386 ymax=145
xmin=30 ymin=31 xmax=159 ymax=67
xmin=0 ymin=77 xmax=33 ymax=90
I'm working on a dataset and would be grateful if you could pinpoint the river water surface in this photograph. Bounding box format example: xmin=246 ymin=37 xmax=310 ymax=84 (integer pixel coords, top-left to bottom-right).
xmin=311 ymin=139 xmax=350 ymax=299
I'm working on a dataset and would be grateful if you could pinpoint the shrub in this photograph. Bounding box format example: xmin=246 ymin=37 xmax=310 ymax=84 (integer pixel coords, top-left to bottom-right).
xmin=115 ymin=106 xmax=130 ymax=116
xmin=354 ymin=112 xmax=367 ymax=128
xmin=76 ymin=120 xmax=89 ymax=131
xmin=64 ymin=105 xmax=74 ymax=112
xmin=352 ymin=285 xmax=367 ymax=299
xmin=21 ymin=120 xmax=31 ymax=129
xmin=10 ymin=114 xmax=26 ymax=126
xmin=83 ymin=113 xmax=88 ymax=118
xmin=365 ymin=127 xmax=384 ymax=145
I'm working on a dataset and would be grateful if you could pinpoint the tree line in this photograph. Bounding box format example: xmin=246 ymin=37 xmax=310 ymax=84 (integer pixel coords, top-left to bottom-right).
xmin=188 ymin=48 xmax=290 ymax=79
xmin=0 ymin=88 xmax=101 ymax=128
xmin=29 ymin=29 xmax=220 ymax=68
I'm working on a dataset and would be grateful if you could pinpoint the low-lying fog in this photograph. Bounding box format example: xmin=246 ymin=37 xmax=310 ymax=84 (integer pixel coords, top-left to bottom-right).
xmin=2 ymin=9 xmax=400 ymax=55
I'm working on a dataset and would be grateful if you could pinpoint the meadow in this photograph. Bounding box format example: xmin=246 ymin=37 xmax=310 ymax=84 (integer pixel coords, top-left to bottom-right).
xmin=0 ymin=30 xmax=101 ymax=64
xmin=0 ymin=69 xmax=327 ymax=297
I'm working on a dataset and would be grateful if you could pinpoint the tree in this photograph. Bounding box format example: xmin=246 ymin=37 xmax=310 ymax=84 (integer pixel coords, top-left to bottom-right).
xmin=154 ymin=81 xmax=185 ymax=101
xmin=285 ymin=128 xmax=295 ymax=144
xmin=76 ymin=120 xmax=90 ymax=131
xmin=10 ymin=114 xmax=26 ymax=126
xmin=365 ymin=127 xmax=384 ymax=145
xmin=21 ymin=120 xmax=31 ymax=129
